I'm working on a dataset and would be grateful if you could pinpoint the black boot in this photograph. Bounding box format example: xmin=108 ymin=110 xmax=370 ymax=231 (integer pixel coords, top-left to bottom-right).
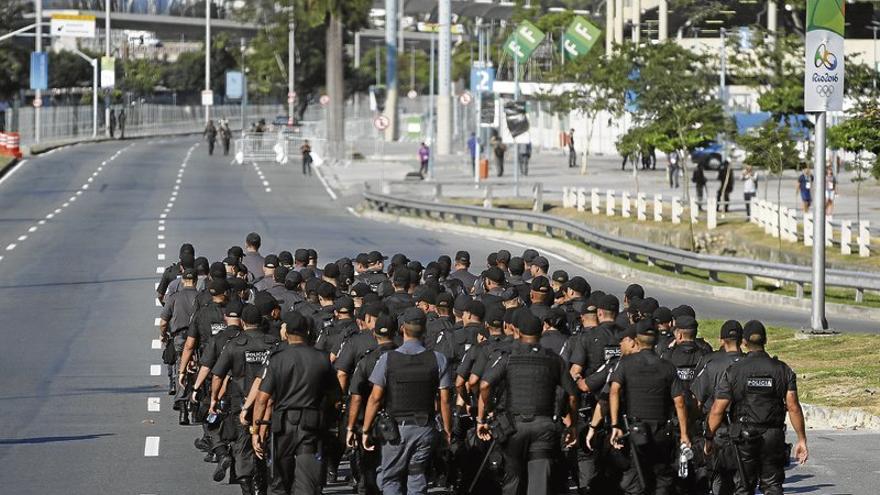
xmin=239 ymin=477 xmax=255 ymax=495
xmin=213 ymin=454 xmax=232 ymax=482
xmin=168 ymin=376 xmax=177 ymax=396
xmin=178 ymin=402 xmax=190 ymax=426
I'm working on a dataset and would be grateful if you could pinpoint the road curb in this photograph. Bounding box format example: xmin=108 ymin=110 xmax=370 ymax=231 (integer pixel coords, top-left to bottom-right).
xmin=360 ymin=208 xmax=880 ymax=325
xmin=24 ymin=130 xmax=204 ymax=157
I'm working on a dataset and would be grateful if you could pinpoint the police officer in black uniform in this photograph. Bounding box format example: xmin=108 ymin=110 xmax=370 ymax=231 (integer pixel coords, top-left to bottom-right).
xmin=705 ymin=320 xmax=809 ymax=495
xmin=252 ymin=311 xmax=339 ymax=495
xmin=691 ymin=320 xmax=744 ymax=495
xmin=355 ymin=251 xmax=389 ymax=291
xmin=609 ymin=320 xmax=690 ymax=495
xmin=345 ymin=313 xmax=398 ymax=495
xmin=362 ymin=307 xmax=454 ymax=495
xmin=448 ymin=251 xmax=478 ymax=293
xmin=212 ymin=305 xmax=279 ymax=494
xmin=476 ymin=311 xmax=578 ymax=495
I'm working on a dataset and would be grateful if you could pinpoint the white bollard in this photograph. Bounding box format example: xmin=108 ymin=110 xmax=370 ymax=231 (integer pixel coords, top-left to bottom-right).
xmin=653 ymin=194 xmax=662 ymax=222
xmin=483 ymin=185 xmax=493 ymax=209
xmin=562 ymin=187 xmax=571 ymax=208
xmin=576 ymin=187 xmax=587 ymax=212
xmin=841 ymin=220 xmax=852 ymax=255
xmin=622 ymin=192 xmax=631 ymax=218
xmin=606 ymin=190 xmax=616 ymax=217
xmin=787 ymin=209 xmax=799 ymax=242
xmin=750 ymin=197 xmax=759 ymax=224
xmin=804 ymin=215 xmax=813 ymax=247
xmin=825 ymin=218 xmax=833 ymax=247
xmin=637 ymin=193 xmax=647 ymax=221
xmin=859 ymin=221 xmax=871 ymax=257
xmin=690 ymin=197 xmax=699 ymax=224
xmin=591 ymin=188 xmax=600 ymax=214
xmin=707 ymin=197 xmax=717 ymax=229
xmin=672 ymin=196 xmax=682 ymax=224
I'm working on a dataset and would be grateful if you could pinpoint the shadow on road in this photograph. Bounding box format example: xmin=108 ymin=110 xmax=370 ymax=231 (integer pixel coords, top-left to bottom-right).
xmin=0 ymin=433 xmax=113 ymax=445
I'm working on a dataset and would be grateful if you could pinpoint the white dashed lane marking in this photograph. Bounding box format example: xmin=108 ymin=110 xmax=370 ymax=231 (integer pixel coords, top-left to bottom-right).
xmin=149 ymin=365 xmax=162 ymax=376
xmin=157 ymin=253 xmax=166 ymax=261
xmin=144 ymin=437 xmax=160 ymax=457
xmin=151 ymin=339 xmax=162 ymax=350
xmin=147 ymin=397 xmax=161 ymax=412
xmin=6 ymin=244 xmax=16 ymax=251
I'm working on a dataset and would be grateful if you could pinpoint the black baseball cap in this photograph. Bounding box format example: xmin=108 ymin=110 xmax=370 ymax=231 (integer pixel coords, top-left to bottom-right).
xmin=720 ymin=320 xmax=743 ymax=340
xmin=334 ymin=295 xmax=355 ymax=314
xmin=485 ymin=305 xmax=504 ymax=328
xmin=274 ymin=266 xmax=290 ymax=283
xmin=355 ymin=253 xmax=369 ymax=266
xmin=242 ymin=304 xmax=262 ymax=325
xmin=402 ymin=307 xmax=427 ymax=325
xmin=620 ymin=324 xmax=638 ymax=341
xmin=543 ymin=307 xmax=566 ymax=328
xmin=224 ymin=299 xmax=244 ymax=317
xmin=253 ymin=292 xmax=281 ymax=316
xmin=350 ymin=282 xmax=372 ymax=297
xmin=317 ymin=281 xmax=336 ymax=299
xmin=391 ymin=253 xmax=410 ymax=266
xmin=486 ymin=252 xmax=498 ymax=266
xmin=264 ymin=254 xmax=279 ymax=269
xmin=532 ymin=256 xmax=550 ymax=272
xmin=208 ymin=278 xmax=229 ymax=295
xmin=180 ymin=253 xmax=195 ymax=270
xmin=522 ymin=249 xmax=539 ymax=263
xmin=373 ymin=313 xmax=396 ymax=337
xmin=636 ymin=318 xmax=657 ymax=337
xmin=415 ymin=287 xmax=438 ymax=305
xmin=453 ymin=293 xmax=471 ymax=313
xmin=625 ymin=284 xmax=645 ymax=301
xmin=210 ymin=262 xmax=227 ymax=279
xmin=653 ymin=307 xmax=674 ymax=324
xmin=278 ymin=251 xmax=294 ymax=266
xmin=531 ymin=276 xmax=552 ymax=294
xmin=227 ymin=246 xmax=244 ymax=260
xmin=182 ymin=268 xmax=197 ymax=281
xmin=518 ymin=313 xmax=542 ymax=336
xmin=367 ymin=250 xmax=387 ymax=264
xmin=282 ymin=311 xmax=308 ymax=334
xmin=597 ymin=294 xmax=620 ymax=313
xmin=323 ymin=263 xmax=340 ymax=279
xmin=363 ymin=301 xmax=385 ymax=317
xmin=500 ymin=287 xmax=519 ymax=302
xmin=223 ymin=255 xmax=239 ymax=266
xmin=465 ymin=300 xmax=486 ymax=320
xmin=436 ymin=292 xmax=454 ymax=309
xmin=672 ymin=305 xmax=696 ymax=319
xmin=743 ymin=320 xmax=767 ymax=344
xmin=639 ymin=298 xmax=660 ymax=317
xmin=195 ymin=256 xmax=210 ymax=275
xmin=508 ymin=257 xmax=525 ymax=275
xmin=284 ymin=270 xmax=303 ymax=290
xmin=675 ymin=315 xmax=698 ymax=331
xmin=566 ymin=276 xmax=590 ymax=295
xmin=294 ymin=248 xmax=309 ymax=263
xmin=496 ymin=249 xmax=511 ymax=264
xmin=484 ymin=266 xmax=505 ymax=284
xmin=392 ymin=267 xmax=411 ymax=285
xmin=228 ymin=277 xmax=248 ymax=293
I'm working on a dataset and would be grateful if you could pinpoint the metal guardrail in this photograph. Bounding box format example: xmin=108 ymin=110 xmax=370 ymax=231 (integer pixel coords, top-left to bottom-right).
xmin=363 ymin=188 xmax=880 ymax=302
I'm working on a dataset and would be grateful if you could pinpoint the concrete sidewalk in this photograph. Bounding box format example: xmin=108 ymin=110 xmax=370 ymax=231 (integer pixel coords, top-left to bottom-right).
xmin=326 ymin=144 xmax=880 ymax=229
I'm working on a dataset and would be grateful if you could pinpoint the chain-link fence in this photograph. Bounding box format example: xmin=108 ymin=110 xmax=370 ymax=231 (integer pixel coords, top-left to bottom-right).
xmin=4 ymin=103 xmax=284 ymax=147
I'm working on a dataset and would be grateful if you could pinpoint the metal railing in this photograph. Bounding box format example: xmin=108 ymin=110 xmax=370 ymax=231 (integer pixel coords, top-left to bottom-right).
xmin=363 ymin=188 xmax=880 ymax=302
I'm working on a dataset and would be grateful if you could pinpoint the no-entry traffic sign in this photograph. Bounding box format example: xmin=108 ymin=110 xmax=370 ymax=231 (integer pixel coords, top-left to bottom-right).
xmin=373 ymin=115 xmax=390 ymax=131
xmin=459 ymin=92 xmax=472 ymax=106
xmin=320 ymin=94 xmax=330 ymax=106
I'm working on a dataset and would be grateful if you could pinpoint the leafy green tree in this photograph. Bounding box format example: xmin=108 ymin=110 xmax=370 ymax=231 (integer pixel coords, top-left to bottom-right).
xmin=0 ymin=2 xmax=28 ymax=100
xmin=828 ymin=103 xmax=880 ymax=223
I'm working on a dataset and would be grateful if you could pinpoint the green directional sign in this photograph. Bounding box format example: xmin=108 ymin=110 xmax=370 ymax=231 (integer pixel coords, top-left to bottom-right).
xmin=562 ymin=16 xmax=602 ymax=61
xmin=503 ymin=21 xmax=546 ymax=64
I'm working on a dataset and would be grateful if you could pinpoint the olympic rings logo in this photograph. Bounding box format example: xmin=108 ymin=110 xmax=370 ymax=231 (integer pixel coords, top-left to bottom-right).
xmin=816 ymin=85 xmax=834 ymax=97
xmin=814 ymin=43 xmax=838 ymax=71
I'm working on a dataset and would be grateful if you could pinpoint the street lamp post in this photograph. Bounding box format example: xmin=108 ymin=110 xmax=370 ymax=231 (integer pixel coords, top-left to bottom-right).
xmin=105 ymin=0 xmax=111 ymax=137
xmin=288 ymin=19 xmax=295 ymax=125
xmin=205 ymin=0 xmax=211 ymax=123
xmin=35 ymin=0 xmax=42 ymax=143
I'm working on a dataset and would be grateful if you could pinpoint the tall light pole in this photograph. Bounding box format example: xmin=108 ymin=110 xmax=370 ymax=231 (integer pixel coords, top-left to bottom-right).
xmin=105 ymin=0 xmax=111 ymax=137
xmin=240 ymin=37 xmax=246 ymax=135
xmin=428 ymin=33 xmax=436 ymax=179
xmin=288 ymin=18 xmax=295 ymax=125
xmin=384 ymin=0 xmax=398 ymax=140
xmin=811 ymin=112 xmax=827 ymax=331
xmin=35 ymin=0 xmax=42 ymax=143
xmin=437 ymin=0 xmax=452 ymax=155
xmin=205 ymin=0 xmax=211 ymax=123
xmin=872 ymin=24 xmax=879 ymax=92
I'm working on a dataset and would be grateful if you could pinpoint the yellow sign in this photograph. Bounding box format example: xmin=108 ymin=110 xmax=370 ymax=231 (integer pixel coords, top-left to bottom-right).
xmin=50 ymin=14 xmax=96 ymax=38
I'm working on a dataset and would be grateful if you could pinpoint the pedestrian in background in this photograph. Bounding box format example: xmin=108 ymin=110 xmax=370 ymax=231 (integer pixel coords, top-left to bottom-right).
xmin=693 ymin=163 xmax=708 ymax=211
xmin=668 ymin=151 xmax=681 ymax=189
xmin=219 ymin=120 xmax=232 ymax=156
xmin=567 ymin=128 xmax=576 ymax=168
xmin=741 ymin=164 xmax=758 ymax=219
xmin=518 ymin=141 xmax=532 ymax=176
xmin=418 ymin=142 xmax=430 ymax=177
xmin=716 ymin=160 xmax=734 ymax=213
xmin=301 ymin=139 xmax=313 ymax=176
xmin=108 ymin=108 xmax=116 ymax=138
xmin=467 ymin=132 xmax=477 ymax=173
xmin=824 ymin=165 xmax=837 ymax=217
xmin=491 ymin=134 xmax=506 ymax=177
xmin=796 ymin=165 xmax=813 ymax=213
xmin=204 ymin=120 xmax=217 ymax=156
xmin=118 ymin=109 xmax=126 ymax=139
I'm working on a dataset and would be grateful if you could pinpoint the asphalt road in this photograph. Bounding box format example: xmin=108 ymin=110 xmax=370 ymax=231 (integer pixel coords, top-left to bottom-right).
xmin=0 ymin=137 xmax=876 ymax=494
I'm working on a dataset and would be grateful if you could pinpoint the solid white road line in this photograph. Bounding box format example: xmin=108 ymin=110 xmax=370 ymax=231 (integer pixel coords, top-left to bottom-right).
xmin=154 ymin=298 xmax=161 ymax=307
xmin=147 ymin=397 xmax=161 ymax=412
xmin=0 ymin=159 xmax=28 ymax=188
xmin=314 ymin=164 xmax=339 ymax=200
xmin=144 ymin=436 xmax=160 ymax=457
xmin=149 ymin=365 xmax=162 ymax=376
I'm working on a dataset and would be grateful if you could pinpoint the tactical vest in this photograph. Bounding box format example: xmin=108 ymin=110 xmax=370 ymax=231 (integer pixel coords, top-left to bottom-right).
xmin=503 ymin=345 xmax=557 ymax=417
xmin=385 ymin=351 xmax=439 ymax=421
xmin=624 ymin=352 xmax=674 ymax=421
xmin=666 ymin=342 xmax=705 ymax=389
xmin=227 ymin=334 xmax=275 ymax=403
xmin=732 ymin=354 xmax=788 ymax=428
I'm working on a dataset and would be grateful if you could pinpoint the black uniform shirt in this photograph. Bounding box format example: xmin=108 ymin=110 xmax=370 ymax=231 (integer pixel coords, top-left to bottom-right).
xmin=333 ymin=331 xmax=379 ymax=376
xmin=691 ymin=350 xmax=744 ymax=414
xmin=187 ymin=301 xmax=226 ymax=353
xmin=482 ymin=341 xmax=578 ymax=397
xmin=320 ymin=318 xmax=359 ymax=355
xmin=350 ymin=342 xmax=397 ymax=398
xmin=714 ymin=350 xmax=796 ymax=427
xmin=570 ymin=321 xmax=622 ymax=375
xmin=610 ymin=349 xmax=684 ymax=421
xmin=660 ymin=340 xmax=710 ymax=388
xmin=540 ymin=329 xmax=570 ymax=361
xmin=469 ymin=334 xmax=513 ymax=379
xmin=448 ymin=268 xmax=477 ymax=293
xmin=259 ymin=343 xmax=338 ymax=411
xmin=200 ymin=325 xmax=242 ymax=369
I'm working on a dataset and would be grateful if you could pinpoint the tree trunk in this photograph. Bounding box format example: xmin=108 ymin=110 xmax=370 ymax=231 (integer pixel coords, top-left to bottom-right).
xmin=325 ymin=13 xmax=345 ymax=160
xmin=776 ymin=169 xmax=783 ymax=251
xmin=579 ymin=112 xmax=595 ymax=175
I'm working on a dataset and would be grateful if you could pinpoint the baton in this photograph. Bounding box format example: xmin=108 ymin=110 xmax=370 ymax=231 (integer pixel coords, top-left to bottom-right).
xmin=467 ymin=438 xmax=496 ymax=494
xmin=726 ymin=413 xmax=747 ymax=490
xmin=622 ymin=415 xmax=647 ymax=490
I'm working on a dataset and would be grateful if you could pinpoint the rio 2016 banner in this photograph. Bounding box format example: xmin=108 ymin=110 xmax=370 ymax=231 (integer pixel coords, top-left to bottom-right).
xmin=804 ymin=0 xmax=844 ymax=112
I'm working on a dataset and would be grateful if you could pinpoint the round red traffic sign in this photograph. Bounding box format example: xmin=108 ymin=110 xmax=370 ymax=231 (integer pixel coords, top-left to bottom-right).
xmin=33 ymin=98 xmax=43 ymax=108
xmin=373 ymin=115 xmax=390 ymax=131
xmin=459 ymin=92 xmax=472 ymax=106
xmin=320 ymin=94 xmax=330 ymax=106
xmin=287 ymin=91 xmax=296 ymax=104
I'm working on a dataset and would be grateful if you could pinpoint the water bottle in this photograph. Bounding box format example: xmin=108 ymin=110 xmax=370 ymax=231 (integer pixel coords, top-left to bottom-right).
xmin=206 ymin=412 xmax=218 ymax=424
xmin=678 ymin=443 xmax=694 ymax=478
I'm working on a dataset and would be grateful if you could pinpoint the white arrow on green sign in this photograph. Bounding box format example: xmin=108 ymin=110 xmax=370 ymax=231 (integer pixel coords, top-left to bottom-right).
xmin=562 ymin=16 xmax=602 ymax=61
xmin=504 ymin=21 xmax=546 ymax=64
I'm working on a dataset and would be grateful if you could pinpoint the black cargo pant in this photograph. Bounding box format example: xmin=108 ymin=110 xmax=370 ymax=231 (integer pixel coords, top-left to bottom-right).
xmin=734 ymin=426 xmax=785 ymax=495
xmin=619 ymin=420 xmax=675 ymax=495
xmin=501 ymin=415 xmax=559 ymax=495
xmin=269 ymin=410 xmax=323 ymax=495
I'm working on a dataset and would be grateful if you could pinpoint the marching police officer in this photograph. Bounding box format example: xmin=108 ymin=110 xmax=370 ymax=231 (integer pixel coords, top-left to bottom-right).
xmin=211 ymin=304 xmax=278 ymax=494
xmin=362 ymin=307 xmax=454 ymax=495
xmin=691 ymin=320 xmax=744 ymax=495
xmin=252 ymin=311 xmax=339 ymax=495
xmin=609 ymin=320 xmax=690 ymax=495
xmin=159 ymin=268 xmax=199 ymax=396
xmin=476 ymin=312 xmax=578 ymax=495
xmin=356 ymin=251 xmax=389 ymax=290
xmin=705 ymin=321 xmax=809 ymax=495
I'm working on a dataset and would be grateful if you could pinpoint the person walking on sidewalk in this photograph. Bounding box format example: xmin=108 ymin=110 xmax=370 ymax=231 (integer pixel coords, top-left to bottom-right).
xmin=796 ymin=165 xmax=813 ymax=213
xmin=716 ymin=160 xmax=734 ymax=213
xmin=693 ymin=162 xmax=707 ymax=211
xmin=567 ymin=128 xmax=576 ymax=168
xmin=467 ymin=132 xmax=477 ymax=173
xmin=491 ymin=134 xmax=506 ymax=177
xmin=518 ymin=141 xmax=532 ymax=176
xmin=824 ymin=165 xmax=837 ymax=217
xmin=418 ymin=142 xmax=430 ymax=177
xmin=301 ymin=139 xmax=313 ymax=176
xmin=667 ymin=151 xmax=681 ymax=188
xmin=204 ymin=120 xmax=217 ymax=156
xmin=108 ymin=108 xmax=116 ymax=138
xmin=741 ymin=164 xmax=758 ymax=219
xmin=118 ymin=109 xmax=126 ymax=139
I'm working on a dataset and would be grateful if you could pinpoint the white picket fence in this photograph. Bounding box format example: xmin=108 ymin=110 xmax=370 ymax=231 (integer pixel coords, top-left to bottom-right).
xmin=561 ymin=186 xmax=872 ymax=257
